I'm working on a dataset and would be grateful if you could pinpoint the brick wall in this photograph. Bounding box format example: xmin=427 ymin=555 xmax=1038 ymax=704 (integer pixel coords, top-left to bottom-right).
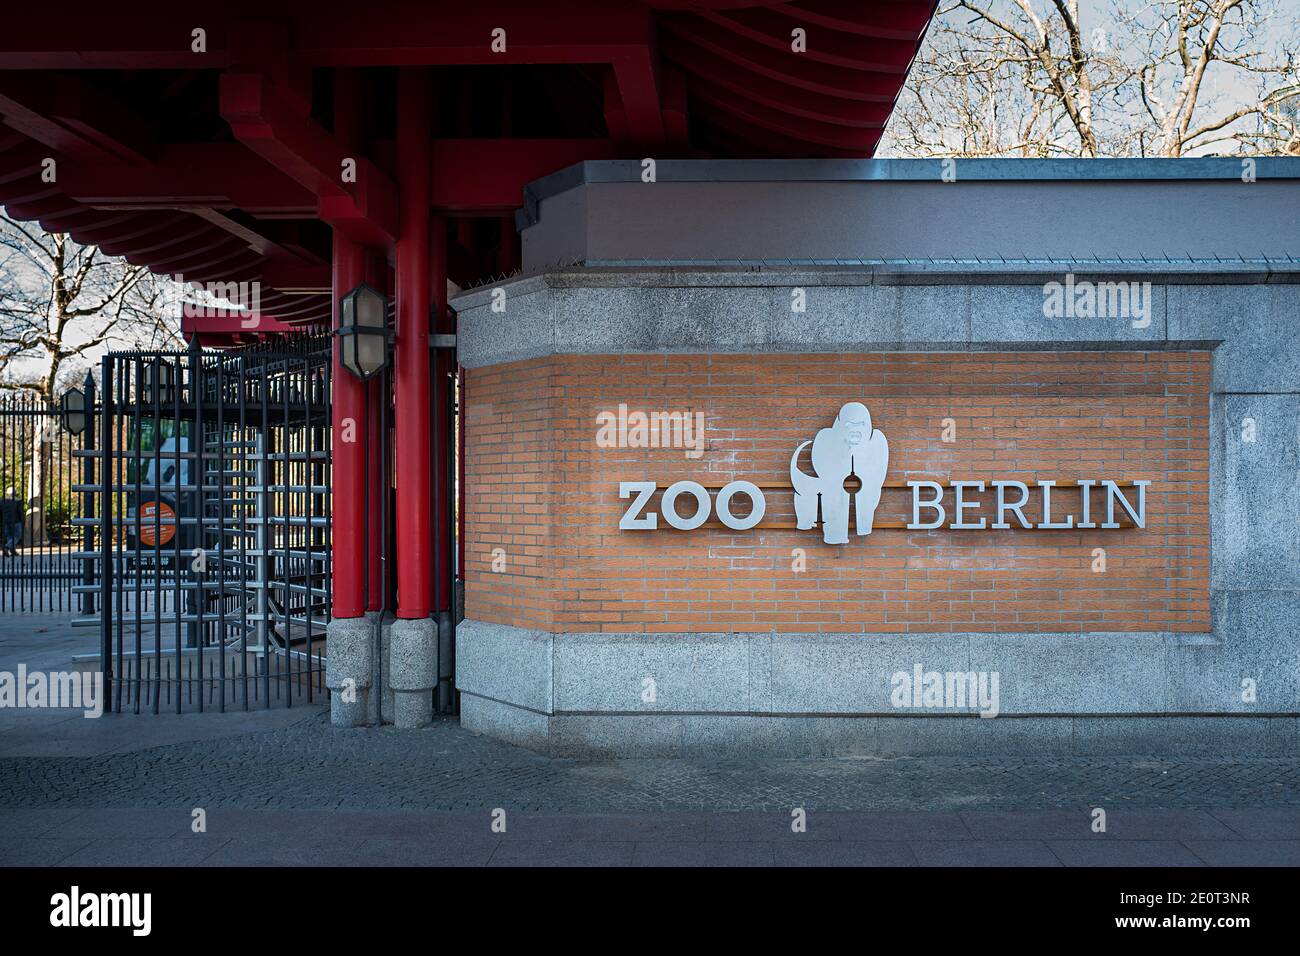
xmin=464 ymin=352 xmax=1211 ymax=634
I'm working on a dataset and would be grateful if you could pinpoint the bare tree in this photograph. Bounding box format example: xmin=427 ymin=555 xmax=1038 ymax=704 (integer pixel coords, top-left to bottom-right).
xmin=0 ymin=213 xmax=179 ymax=404
xmin=883 ymin=0 xmax=1300 ymax=157
xmin=0 ymin=211 xmax=180 ymax=540
xmin=890 ymin=5 xmax=1116 ymax=156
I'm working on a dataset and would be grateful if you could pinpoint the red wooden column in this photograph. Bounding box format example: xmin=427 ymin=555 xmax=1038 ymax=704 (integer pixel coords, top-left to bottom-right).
xmin=430 ymin=214 xmax=452 ymax=614
xmin=394 ymin=68 xmax=433 ymax=619
xmin=329 ymin=67 xmax=374 ymax=620
xmin=331 ymin=235 xmax=367 ymax=618
xmin=365 ymin=253 xmax=389 ymax=613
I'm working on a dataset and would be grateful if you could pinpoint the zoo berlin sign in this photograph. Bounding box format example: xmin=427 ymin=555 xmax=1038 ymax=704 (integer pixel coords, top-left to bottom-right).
xmin=618 ymin=402 xmax=1148 ymax=542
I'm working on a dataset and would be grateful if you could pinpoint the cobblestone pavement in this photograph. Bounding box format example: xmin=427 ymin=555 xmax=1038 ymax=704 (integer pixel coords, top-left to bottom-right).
xmin=3 ymin=616 xmax=1298 ymax=865
xmin=3 ymin=711 xmax=1299 ymax=813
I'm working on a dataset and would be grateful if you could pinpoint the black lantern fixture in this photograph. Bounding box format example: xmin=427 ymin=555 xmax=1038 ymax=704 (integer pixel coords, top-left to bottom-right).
xmin=61 ymin=387 xmax=87 ymax=435
xmin=337 ymin=283 xmax=392 ymax=381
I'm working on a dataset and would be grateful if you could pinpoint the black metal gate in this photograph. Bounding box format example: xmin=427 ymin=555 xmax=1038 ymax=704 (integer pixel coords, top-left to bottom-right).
xmin=82 ymin=337 xmax=333 ymax=713
xmin=0 ymin=394 xmax=86 ymax=612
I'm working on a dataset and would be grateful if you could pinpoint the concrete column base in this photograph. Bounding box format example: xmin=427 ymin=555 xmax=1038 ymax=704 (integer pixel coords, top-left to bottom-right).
xmin=325 ymin=616 xmax=374 ymax=728
xmin=330 ymin=694 xmax=370 ymax=727
xmin=392 ymin=690 xmax=433 ymax=729
xmin=389 ymin=617 xmax=437 ymax=729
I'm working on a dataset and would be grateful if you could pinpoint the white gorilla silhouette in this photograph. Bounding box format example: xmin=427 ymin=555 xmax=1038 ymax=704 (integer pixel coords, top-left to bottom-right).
xmin=790 ymin=402 xmax=889 ymax=544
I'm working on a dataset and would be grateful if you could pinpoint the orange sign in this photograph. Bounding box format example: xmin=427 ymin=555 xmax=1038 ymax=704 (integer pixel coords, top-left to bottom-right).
xmin=138 ymin=501 xmax=176 ymax=547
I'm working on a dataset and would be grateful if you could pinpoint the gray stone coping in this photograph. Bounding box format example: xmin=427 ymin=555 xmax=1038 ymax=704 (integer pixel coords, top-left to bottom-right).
xmin=453 ymin=274 xmax=1299 ymax=399
xmin=517 ymin=157 xmax=1300 ymax=228
xmin=450 ymin=264 xmax=1298 ymax=310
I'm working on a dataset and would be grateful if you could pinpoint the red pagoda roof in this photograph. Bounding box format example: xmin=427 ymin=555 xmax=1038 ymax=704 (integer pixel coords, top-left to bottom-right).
xmin=0 ymin=0 xmax=937 ymax=333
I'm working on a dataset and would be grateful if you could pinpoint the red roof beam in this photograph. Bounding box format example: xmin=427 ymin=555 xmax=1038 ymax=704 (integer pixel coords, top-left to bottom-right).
xmin=700 ymin=6 xmax=924 ymax=72
xmin=610 ymin=27 xmax=666 ymax=150
xmin=220 ymin=70 xmax=399 ymax=245
xmin=771 ymin=1 xmax=938 ymax=41
xmin=191 ymin=209 xmax=327 ymax=266
xmin=658 ymin=15 xmax=905 ymax=101
xmin=260 ymin=262 xmax=331 ymax=295
xmin=660 ymin=36 xmax=893 ymax=128
xmin=0 ymin=75 xmax=157 ymax=165
xmin=56 ymin=143 xmax=317 ymax=215
xmin=292 ymin=1 xmax=666 ymax=68
xmin=0 ymin=3 xmax=231 ymax=70
xmin=429 ymin=138 xmax=616 ymax=212
xmin=0 ymin=1 xmax=664 ymax=69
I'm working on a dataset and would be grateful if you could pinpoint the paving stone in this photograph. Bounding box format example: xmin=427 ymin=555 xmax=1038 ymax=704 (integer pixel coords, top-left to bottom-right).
xmin=1092 ymin=809 xmax=1241 ymax=840
xmin=631 ymin=841 xmax=774 ymax=867
xmin=771 ymin=841 xmax=918 ymax=866
xmin=961 ymin=810 xmax=1092 ymax=840
xmin=910 ymin=841 xmax=1061 ymax=867
xmin=1045 ymin=840 xmax=1205 ymax=867
xmin=199 ymin=837 xmax=367 ymax=867
xmin=1206 ymin=808 xmax=1300 ymax=840
xmin=352 ymin=837 xmax=501 ymax=866
xmin=60 ymin=808 xmax=192 ymax=839
xmin=1183 ymin=841 xmax=1300 ymax=867
xmin=813 ymin=811 xmax=975 ymax=841
xmin=2 ymin=669 xmax=1299 ymax=867
xmin=59 ymin=837 xmax=224 ymax=867
xmin=0 ymin=808 xmax=86 ymax=837
xmin=2 ymin=713 xmax=1299 ymax=813
xmin=486 ymin=840 xmax=636 ymax=867
xmin=506 ymin=812 xmax=710 ymax=842
xmin=0 ymin=838 xmax=90 ymax=865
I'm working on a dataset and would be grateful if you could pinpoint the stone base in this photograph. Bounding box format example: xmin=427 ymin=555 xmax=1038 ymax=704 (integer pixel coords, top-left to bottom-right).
xmin=331 ymin=694 xmax=370 ymax=728
xmin=390 ymin=617 xmax=437 ymax=729
xmin=462 ymin=696 xmax=1300 ymax=758
xmin=456 ymin=618 xmax=1300 ymax=758
xmin=325 ymin=616 xmax=374 ymax=728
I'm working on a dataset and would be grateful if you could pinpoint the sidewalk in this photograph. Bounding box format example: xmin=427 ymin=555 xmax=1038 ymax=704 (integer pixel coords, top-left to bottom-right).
xmin=5 ymin=806 xmax=1298 ymax=867
xmin=2 ymin=614 xmax=1298 ymax=866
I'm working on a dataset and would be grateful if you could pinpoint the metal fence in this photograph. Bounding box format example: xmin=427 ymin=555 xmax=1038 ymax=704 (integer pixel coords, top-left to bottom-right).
xmin=76 ymin=338 xmax=333 ymax=713
xmin=0 ymin=393 xmax=86 ymax=612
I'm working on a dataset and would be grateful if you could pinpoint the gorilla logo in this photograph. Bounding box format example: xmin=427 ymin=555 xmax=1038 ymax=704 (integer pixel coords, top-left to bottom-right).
xmin=790 ymin=402 xmax=889 ymax=544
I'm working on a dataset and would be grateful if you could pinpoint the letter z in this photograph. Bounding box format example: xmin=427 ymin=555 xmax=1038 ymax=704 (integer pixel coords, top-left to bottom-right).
xmin=619 ymin=482 xmax=658 ymax=530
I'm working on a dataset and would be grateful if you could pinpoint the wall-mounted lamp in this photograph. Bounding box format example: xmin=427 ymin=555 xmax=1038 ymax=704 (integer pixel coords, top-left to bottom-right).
xmin=336 ymin=283 xmax=392 ymax=381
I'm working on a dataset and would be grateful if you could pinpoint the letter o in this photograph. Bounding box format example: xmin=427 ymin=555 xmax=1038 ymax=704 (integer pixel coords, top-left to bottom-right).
xmin=716 ymin=480 xmax=766 ymax=530
xmin=661 ymin=481 xmax=710 ymax=530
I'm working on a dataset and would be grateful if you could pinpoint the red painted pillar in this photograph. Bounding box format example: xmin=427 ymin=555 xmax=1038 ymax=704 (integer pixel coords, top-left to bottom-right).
xmin=395 ymin=69 xmax=432 ymax=619
xmin=430 ymin=215 xmax=452 ymax=613
xmin=331 ymin=235 xmax=367 ymax=618
xmin=329 ymin=66 xmax=372 ymax=620
xmin=365 ymin=254 xmax=387 ymax=612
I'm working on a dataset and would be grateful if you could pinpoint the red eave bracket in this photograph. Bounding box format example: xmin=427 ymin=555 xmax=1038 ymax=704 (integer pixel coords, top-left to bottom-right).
xmin=220 ymin=70 xmax=398 ymax=245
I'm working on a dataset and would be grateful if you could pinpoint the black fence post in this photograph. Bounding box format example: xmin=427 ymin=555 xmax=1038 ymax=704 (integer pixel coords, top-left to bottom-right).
xmin=98 ymin=356 xmax=114 ymax=711
xmin=81 ymin=371 xmax=97 ymax=618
